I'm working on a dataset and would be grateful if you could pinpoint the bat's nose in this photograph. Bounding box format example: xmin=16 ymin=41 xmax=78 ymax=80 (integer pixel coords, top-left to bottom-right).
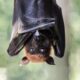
xmin=34 ymin=30 xmax=40 ymax=36
xmin=34 ymin=30 xmax=41 ymax=42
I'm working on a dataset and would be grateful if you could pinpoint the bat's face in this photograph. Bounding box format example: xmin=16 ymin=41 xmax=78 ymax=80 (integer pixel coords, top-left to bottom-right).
xmin=24 ymin=30 xmax=51 ymax=62
xmin=21 ymin=30 xmax=55 ymax=65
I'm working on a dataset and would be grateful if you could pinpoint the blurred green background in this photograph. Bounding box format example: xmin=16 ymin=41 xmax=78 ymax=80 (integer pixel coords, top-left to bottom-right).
xmin=0 ymin=0 xmax=80 ymax=80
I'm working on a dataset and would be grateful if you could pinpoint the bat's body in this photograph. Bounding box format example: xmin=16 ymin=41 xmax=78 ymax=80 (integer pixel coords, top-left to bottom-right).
xmin=7 ymin=0 xmax=65 ymax=65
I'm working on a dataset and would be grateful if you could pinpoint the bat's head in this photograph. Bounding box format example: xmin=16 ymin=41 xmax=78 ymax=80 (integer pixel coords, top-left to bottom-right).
xmin=24 ymin=30 xmax=54 ymax=64
xmin=25 ymin=30 xmax=51 ymax=57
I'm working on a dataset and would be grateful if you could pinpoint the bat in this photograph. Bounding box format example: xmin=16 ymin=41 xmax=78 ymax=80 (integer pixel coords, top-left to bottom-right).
xmin=7 ymin=0 xmax=65 ymax=65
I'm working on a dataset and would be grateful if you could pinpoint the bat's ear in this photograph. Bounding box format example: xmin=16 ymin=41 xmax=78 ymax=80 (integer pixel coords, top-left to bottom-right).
xmin=46 ymin=56 xmax=55 ymax=65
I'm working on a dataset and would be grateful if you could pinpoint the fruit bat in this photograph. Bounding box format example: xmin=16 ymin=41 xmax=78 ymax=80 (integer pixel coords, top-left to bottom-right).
xmin=7 ymin=0 xmax=65 ymax=65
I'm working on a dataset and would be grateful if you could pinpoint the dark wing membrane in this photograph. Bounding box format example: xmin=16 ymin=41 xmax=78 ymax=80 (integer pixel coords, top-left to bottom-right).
xmin=12 ymin=0 xmax=22 ymax=24
xmin=7 ymin=33 xmax=32 ymax=56
xmin=7 ymin=0 xmax=32 ymax=56
xmin=9 ymin=0 xmax=22 ymax=42
xmin=18 ymin=17 xmax=56 ymax=33
xmin=7 ymin=0 xmax=21 ymax=56
xmin=52 ymin=3 xmax=65 ymax=58
xmin=18 ymin=0 xmax=56 ymax=33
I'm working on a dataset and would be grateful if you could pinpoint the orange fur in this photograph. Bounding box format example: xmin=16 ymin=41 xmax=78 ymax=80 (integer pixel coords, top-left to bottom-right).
xmin=24 ymin=47 xmax=48 ymax=62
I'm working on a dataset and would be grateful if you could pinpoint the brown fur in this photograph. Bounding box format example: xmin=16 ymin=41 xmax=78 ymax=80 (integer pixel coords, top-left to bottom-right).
xmin=24 ymin=46 xmax=51 ymax=62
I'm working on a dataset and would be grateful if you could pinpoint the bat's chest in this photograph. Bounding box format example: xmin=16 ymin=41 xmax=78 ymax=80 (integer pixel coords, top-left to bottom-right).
xmin=26 ymin=53 xmax=48 ymax=62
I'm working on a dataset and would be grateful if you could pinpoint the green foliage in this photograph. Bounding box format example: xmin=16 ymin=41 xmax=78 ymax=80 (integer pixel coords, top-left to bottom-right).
xmin=69 ymin=0 xmax=80 ymax=80
xmin=71 ymin=0 xmax=80 ymax=15
xmin=0 ymin=0 xmax=13 ymax=67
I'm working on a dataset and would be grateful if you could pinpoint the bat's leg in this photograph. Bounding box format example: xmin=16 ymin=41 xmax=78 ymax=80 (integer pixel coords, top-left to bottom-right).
xmin=45 ymin=56 xmax=55 ymax=65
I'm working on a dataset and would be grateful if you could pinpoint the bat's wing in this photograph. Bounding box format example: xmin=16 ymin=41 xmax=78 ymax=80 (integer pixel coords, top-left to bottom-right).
xmin=51 ymin=3 xmax=65 ymax=58
xmin=7 ymin=0 xmax=32 ymax=56
xmin=7 ymin=0 xmax=65 ymax=57
xmin=17 ymin=0 xmax=56 ymax=34
xmin=7 ymin=33 xmax=32 ymax=56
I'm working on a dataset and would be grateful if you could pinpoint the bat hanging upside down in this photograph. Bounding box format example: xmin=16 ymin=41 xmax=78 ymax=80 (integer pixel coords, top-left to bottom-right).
xmin=21 ymin=30 xmax=54 ymax=65
xmin=7 ymin=0 xmax=65 ymax=65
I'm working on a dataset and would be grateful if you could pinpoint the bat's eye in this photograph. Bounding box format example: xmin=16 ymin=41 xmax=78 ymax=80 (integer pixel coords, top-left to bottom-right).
xmin=40 ymin=48 xmax=45 ymax=53
xmin=29 ymin=48 xmax=35 ymax=53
